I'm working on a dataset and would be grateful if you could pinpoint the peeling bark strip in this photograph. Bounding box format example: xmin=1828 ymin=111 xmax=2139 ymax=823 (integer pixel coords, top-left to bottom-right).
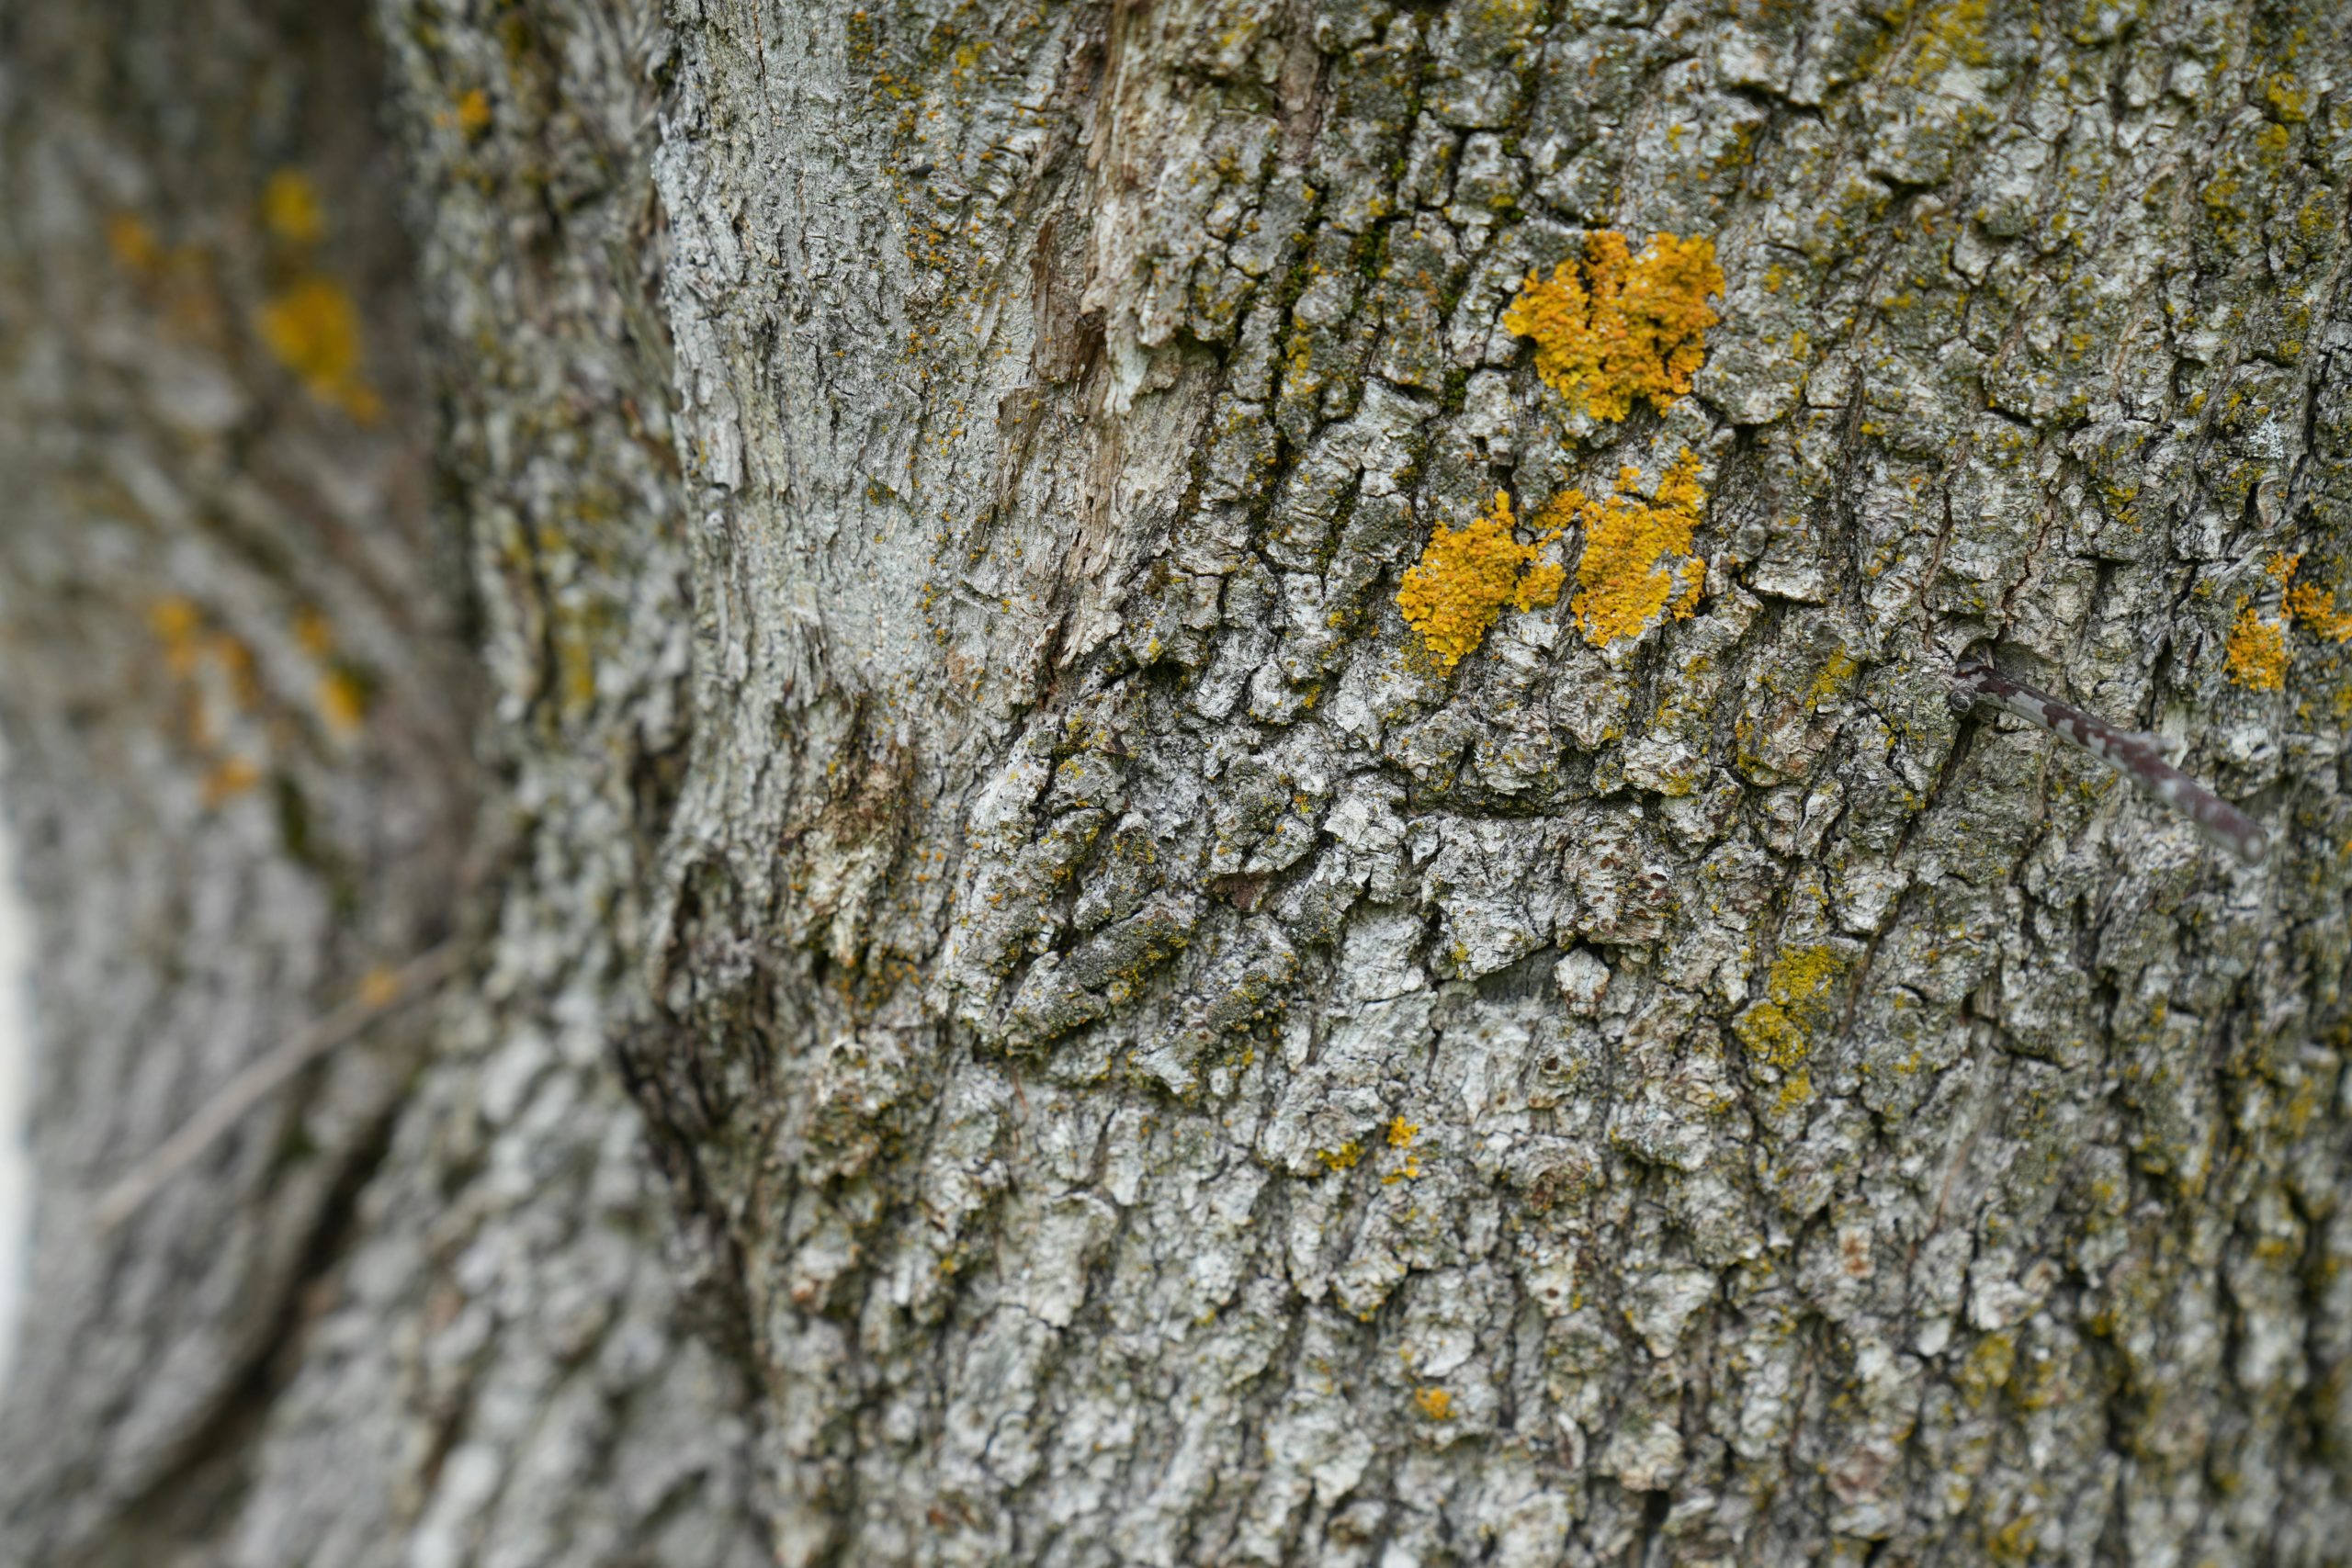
xmin=1951 ymin=659 xmax=2268 ymax=865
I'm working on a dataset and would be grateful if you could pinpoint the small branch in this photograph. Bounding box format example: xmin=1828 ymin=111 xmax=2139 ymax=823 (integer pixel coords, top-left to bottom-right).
xmin=1950 ymin=658 xmax=2267 ymax=866
xmin=92 ymin=940 xmax=467 ymax=1233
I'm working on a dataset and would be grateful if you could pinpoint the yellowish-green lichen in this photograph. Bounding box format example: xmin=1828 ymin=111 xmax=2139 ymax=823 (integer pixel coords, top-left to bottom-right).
xmin=1805 ymin=646 xmax=1860 ymax=708
xmin=261 ymin=169 xmax=324 ymax=246
xmin=1500 ymin=231 xmax=1724 ymax=422
xmin=1734 ymin=943 xmax=1851 ymax=1105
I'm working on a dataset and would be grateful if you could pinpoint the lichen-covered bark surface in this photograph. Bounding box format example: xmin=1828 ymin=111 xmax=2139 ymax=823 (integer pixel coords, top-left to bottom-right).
xmin=642 ymin=0 xmax=2352 ymax=1562
xmin=6 ymin=0 xmax=2352 ymax=1564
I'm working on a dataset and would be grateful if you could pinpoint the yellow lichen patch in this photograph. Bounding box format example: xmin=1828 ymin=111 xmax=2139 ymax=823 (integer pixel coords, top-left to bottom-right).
xmin=1958 ymin=1329 xmax=2018 ymax=1404
xmin=456 ymin=87 xmax=493 ymax=138
xmin=261 ymin=169 xmax=324 ymax=247
xmin=1317 ymin=1141 xmax=1363 ymax=1171
xmin=257 ymin=277 xmax=382 ymax=423
xmin=2285 ymin=580 xmax=2352 ymax=642
xmin=2225 ymin=554 xmax=2352 ymax=688
xmin=1917 ymin=0 xmax=1991 ymax=72
xmin=147 ymin=602 xmax=285 ymax=810
xmin=1383 ymin=1124 xmax=1428 ymax=1185
xmin=356 ymin=965 xmax=402 ymax=1009
xmin=1413 ymin=1386 xmax=1453 ymax=1420
xmin=317 ymin=669 xmax=368 ymax=738
xmin=148 ymin=595 xmax=205 ymax=675
xmin=1734 ymin=943 xmax=1851 ymax=1102
xmin=209 ymin=631 xmax=263 ymax=710
xmin=1805 ymin=646 xmax=1859 ymax=709
xmin=1548 ymin=448 xmax=1708 ymax=649
xmin=2226 ymin=602 xmax=2289 ymax=691
xmin=1395 ymin=491 xmax=1566 ymax=669
xmin=1501 ymin=231 xmax=1724 ymax=422
xmin=293 ymin=607 xmax=336 ymax=658
xmin=199 ymin=756 xmax=262 ymax=807
xmin=107 ymin=214 xmax=162 ymax=276
xmin=1381 ymin=1114 xmax=1425 ymax=1181
xmin=287 ymin=606 xmax=368 ymax=734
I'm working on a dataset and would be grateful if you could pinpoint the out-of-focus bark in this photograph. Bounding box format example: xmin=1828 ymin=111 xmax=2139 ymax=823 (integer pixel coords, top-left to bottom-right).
xmin=0 ymin=1 xmax=762 ymax=1563
xmin=0 ymin=0 xmax=471 ymax=1548
xmin=6 ymin=0 xmax=2352 ymax=1564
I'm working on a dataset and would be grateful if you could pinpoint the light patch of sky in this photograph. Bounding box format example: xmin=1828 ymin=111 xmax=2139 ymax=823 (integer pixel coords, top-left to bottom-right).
xmin=0 ymin=775 xmax=30 ymax=1394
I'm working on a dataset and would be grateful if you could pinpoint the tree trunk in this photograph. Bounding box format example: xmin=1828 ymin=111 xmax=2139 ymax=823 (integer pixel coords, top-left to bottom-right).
xmin=6 ymin=0 xmax=2351 ymax=1562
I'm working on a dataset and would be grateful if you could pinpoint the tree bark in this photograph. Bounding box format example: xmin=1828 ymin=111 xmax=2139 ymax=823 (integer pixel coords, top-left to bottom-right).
xmin=6 ymin=0 xmax=2352 ymax=1564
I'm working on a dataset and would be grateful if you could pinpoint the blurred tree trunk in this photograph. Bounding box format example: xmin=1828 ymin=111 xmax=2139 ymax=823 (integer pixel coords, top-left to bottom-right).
xmin=5 ymin=0 xmax=2352 ymax=1564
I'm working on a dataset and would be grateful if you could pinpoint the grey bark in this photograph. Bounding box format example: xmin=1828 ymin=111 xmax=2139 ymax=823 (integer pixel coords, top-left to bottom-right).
xmin=4 ymin=0 xmax=2351 ymax=1565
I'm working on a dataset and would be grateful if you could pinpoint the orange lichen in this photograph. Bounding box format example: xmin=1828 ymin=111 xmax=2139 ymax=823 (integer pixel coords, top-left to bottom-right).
xmin=2285 ymin=581 xmax=2352 ymax=642
xmin=2226 ymin=556 xmax=2352 ymax=690
xmin=258 ymin=278 xmax=360 ymax=386
xmin=261 ymin=170 xmax=324 ymax=247
xmin=456 ymin=87 xmax=493 ymax=138
xmin=290 ymin=609 xmax=368 ymax=735
xmin=200 ymin=756 xmax=262 ymax=807
xmin=1414 ymin=1387 xmax=1454 ymax=1420
xmin=107 ymin=214 xmax=162 ymax=275
xmin=148 ymin=596 xmax=205 ymax=674
xmin=1501 ymin=231 xmax=1725 ymax=422
xmin=318 ymin=670 xmax=368 ymax=737
xmin=256 ymin=277 xmax=382 ymax=423
xmin=147 ymin=600 xmax=292 ymax=802
xmin=1546 ymin=448 xmax=1709 ymax=649
xmin=2225 ymin=602 xmax=2288 ymax=692
xmin=1381 ymin=1114 xmax=1426 ymax=1182
xmin=1396 ymin=491 xmax=1566 ymax=669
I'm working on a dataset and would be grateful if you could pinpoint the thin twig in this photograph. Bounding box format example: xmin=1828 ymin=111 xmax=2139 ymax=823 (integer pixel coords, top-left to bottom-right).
xmin=1950 ymin=657 xmax=2267 ymax=866
xmin=92 ymin=940 xmax=466 ymax=1233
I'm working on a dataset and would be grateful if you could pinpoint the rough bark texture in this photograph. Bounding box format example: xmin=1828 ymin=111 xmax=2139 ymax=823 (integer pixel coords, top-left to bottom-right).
xmin=5 ymin=0 xmax=2352 ymax=1565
